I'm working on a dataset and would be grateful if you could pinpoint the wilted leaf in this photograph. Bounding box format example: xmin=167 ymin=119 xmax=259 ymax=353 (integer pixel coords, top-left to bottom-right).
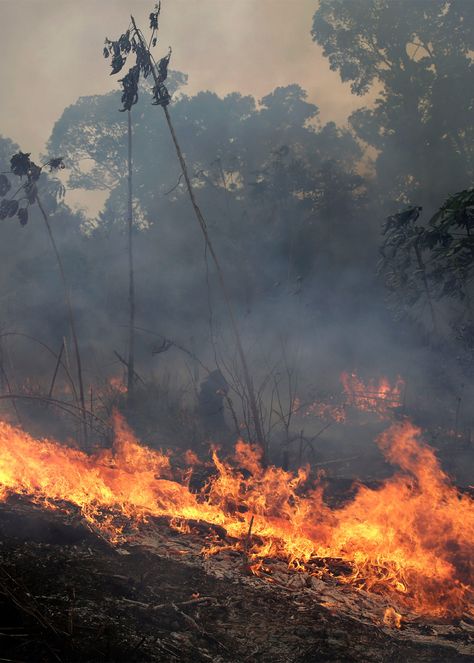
xmin=149 ymin=2 xmax=161 ymax=30
xmin=157 ymin=48 xmax=171 ymax=83
xmin=29 ymin=162 xmax=42 ymax=181
xmin=10 ymin=152 xmax=31 ymax=177
xmin=135 ymin=42 xmax=152 ymax=78
xmin=151 ymin=82 xmax=170 ymax=107
xmin=0 ymin=201 xmax=8 ymax=220
xmin=47 ymin=157 xmax=65 ymax=172
xmin=0 ymin=174 xmax=11 ymax=197
xmin=119 ymin=64 xmax=140 ymax=111
xmin=25 ymin=181 xmax=37 ymax=203
xmin=17 ymin=207 xmax=28 ymax=226
xmin=0 ymin=199 xmax=18 ymax=219
xmin=118 ymin=31 xmax=131 ymax=54
xmin=110 ymin=53 xmax=126 ymax=75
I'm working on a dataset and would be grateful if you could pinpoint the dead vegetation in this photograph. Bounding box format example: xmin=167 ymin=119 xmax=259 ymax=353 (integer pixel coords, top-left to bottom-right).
xmin=0 ymin=498 xmax=471 ymax=663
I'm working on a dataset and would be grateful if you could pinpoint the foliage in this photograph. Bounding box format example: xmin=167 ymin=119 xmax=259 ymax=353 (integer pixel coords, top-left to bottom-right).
xmin=103 ymin=3 xmax=171 ymax=111
xmin=49 ymin=84 xmax=368 ymax=311
xmin=379 ymin=206 xmax=426 ymax=316
xmin=380 ymin=190 xmax=474 ymax=344
xmin=0 ymin=137 xmax=84 ymax=355
xmin=423 ymin=188 xmax=474 ymax=300
xmin=312 ymin=0 xmax=474 ymax=205
xmin=0 ymin=152 xmax=64 ymax=227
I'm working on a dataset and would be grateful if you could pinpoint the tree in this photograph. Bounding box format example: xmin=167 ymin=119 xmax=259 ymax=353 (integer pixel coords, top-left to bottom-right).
xmin=379 ymin=190 xmax=474 ymax=353
xmin=0 ymin=144 xmax=91 ymax=440
xmin=105 ymin=8 xmax=270 ymax=458
xmin=49 ymin=84 xmax=366 ymax=302
xmin=378 ymin=205 xmax=438 ymax=333
xmin=312 ymin=0 xmax=474 ymax=209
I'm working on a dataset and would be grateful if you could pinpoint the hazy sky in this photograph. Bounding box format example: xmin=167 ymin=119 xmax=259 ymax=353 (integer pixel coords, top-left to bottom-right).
xmin=0 ymin=0 xmax=363 ymax=159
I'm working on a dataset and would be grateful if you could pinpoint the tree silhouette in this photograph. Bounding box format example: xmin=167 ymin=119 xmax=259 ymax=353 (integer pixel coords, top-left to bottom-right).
xmin=0 ymin=150 xmax=89 ymax=442
xmin=312 ymin=0 xmax=474 ymax=208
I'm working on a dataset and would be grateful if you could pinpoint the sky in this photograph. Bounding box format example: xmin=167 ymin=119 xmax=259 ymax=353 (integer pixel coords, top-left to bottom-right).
xmin=0 ymin=0 xmax=364 ymax=159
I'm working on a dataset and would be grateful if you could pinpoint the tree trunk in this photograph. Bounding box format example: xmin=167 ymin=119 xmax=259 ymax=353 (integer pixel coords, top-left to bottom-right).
xmin=130 ymin=16 xmax=267 ymax=461
xmin=36 ymin=195 xmax=88 ymax=447
xmin=126 ymin=109 xmax=136 ymax=403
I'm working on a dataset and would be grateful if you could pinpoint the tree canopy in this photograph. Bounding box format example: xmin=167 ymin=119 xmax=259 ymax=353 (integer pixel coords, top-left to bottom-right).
xmin=312 ymin=0 xmax=474 ymax=207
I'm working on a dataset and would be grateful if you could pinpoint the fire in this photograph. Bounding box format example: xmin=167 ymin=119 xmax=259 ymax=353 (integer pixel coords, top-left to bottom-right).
xmin=341 ymin=372 xmax=404 ymax=418
xmin=0 ymin=415 xmax=472 ymax=620
xmin=302 ymin=373 xmax=404 ymax=424
xmin=108 ymin=376 xmax=127 ymax=394
xmin=383 ymin=606 xmax=402 ymax=629
xmin=304 ymin=400 xmax=346 ymax=423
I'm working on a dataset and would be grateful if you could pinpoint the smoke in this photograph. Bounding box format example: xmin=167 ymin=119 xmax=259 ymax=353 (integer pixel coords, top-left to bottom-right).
xmin=0 ymin=2 xmax=472 ymax=486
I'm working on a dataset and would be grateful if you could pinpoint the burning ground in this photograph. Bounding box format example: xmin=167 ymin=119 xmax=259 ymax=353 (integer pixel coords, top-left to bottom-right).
xmin=0 ymin=413 xmax=472 ymax=661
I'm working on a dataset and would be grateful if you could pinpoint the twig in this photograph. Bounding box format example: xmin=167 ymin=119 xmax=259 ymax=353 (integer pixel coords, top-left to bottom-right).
xmin=119 ymin=596 xmax=217 ymax=612
xmin=0 ymin=566 xmax=64 ymax=638
xmin=0 ymin=364 xmax=22 ymax=426
xmin=0 ymin=332 xmax=78 ymax=403
xmin=314 ymin=455 xmax=360 ymax=467
xmin=47 ymin=339 xmax=64 ymax=401
xmin=36 ymin=195 xmax=88 ymax=447
xmin=113 ymin=350 xmax=146 ymax=386
xmin=0 ymin=393 xmax=111 ymax=437
xmin=242 ymin=515 xmax=255 ymax=574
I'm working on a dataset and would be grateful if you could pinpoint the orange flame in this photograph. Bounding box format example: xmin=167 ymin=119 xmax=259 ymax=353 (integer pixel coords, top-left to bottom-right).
xmin=341 ymin=372 xmax=404 ymax=418
xmin=0 ymin=415 xmax=472 ymax=619
xmin=108 ymin=376 xmax=127 ymax=394
xmin=304 ymin=400 xmax=346 ymax=423
xmin=383 ymin=606 xmax=402 ymax=628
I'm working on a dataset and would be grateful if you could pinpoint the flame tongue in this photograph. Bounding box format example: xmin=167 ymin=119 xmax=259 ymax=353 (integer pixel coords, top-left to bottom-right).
xmin=0 ymin=415 xmax=472 ymax=620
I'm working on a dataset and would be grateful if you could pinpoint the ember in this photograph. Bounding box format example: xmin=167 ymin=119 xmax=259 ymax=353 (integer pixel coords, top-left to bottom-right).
xmin=0 ymin=415 xmax=472 ymax=620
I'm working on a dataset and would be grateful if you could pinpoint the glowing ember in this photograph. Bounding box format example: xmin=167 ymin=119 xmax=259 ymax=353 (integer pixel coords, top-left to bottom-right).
xmin=0 ymin=415 xmax=472 ymax=620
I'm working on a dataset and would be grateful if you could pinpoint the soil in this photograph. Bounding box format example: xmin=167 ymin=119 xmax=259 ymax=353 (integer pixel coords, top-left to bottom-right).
xmin=0 ymin=500 xmax=472 ymax=663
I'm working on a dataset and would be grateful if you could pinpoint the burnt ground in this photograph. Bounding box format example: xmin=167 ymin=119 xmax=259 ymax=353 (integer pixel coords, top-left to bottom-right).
xmin=0 ymin=501 xmax=472 ymax=663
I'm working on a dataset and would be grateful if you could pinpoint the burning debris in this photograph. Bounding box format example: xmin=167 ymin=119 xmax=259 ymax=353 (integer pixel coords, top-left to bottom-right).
xmin=0 ymin=500 xmax=471 ymax=663
xmin=340 ymin=372 xmax=405 ymax=419
xmin=301 ymin=372 xmax=405 ymax=427
xmin=0 ymin=1 xmax=473 ymax=660
xmin=0 ymin=413 xmax=472 ymax=629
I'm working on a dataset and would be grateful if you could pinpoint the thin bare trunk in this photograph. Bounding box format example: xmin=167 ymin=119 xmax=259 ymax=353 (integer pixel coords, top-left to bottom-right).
xmin=164 ymin=106 xmax=266 ymax=457
xmin=47 ymin=339 xmax=64 ymax=401
xmin=35 ymin=195 xmax=88 ymax=446
xmin=127 ymin=109 xmax=136 ymax=402
xmin=130 ymin=16 xmax=267 ymax=460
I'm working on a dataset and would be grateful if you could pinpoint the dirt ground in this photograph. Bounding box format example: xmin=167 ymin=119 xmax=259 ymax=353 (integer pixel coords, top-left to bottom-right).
xmin=0 ymin=500 xmax=472 ymax=663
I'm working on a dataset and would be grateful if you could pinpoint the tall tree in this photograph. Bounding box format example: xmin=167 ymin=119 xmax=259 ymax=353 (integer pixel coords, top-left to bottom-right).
xmin=126 ymin=110 xmax=135 ymax=401
xmin=312 ymin=0 xmax=474 ymax=209
xmin=49 ymin=85 xmax=365 ymax=304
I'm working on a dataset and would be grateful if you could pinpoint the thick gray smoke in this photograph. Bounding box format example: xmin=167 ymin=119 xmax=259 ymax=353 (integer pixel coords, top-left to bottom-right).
xmin=0 ymin=1 xmax=472 ymax=483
